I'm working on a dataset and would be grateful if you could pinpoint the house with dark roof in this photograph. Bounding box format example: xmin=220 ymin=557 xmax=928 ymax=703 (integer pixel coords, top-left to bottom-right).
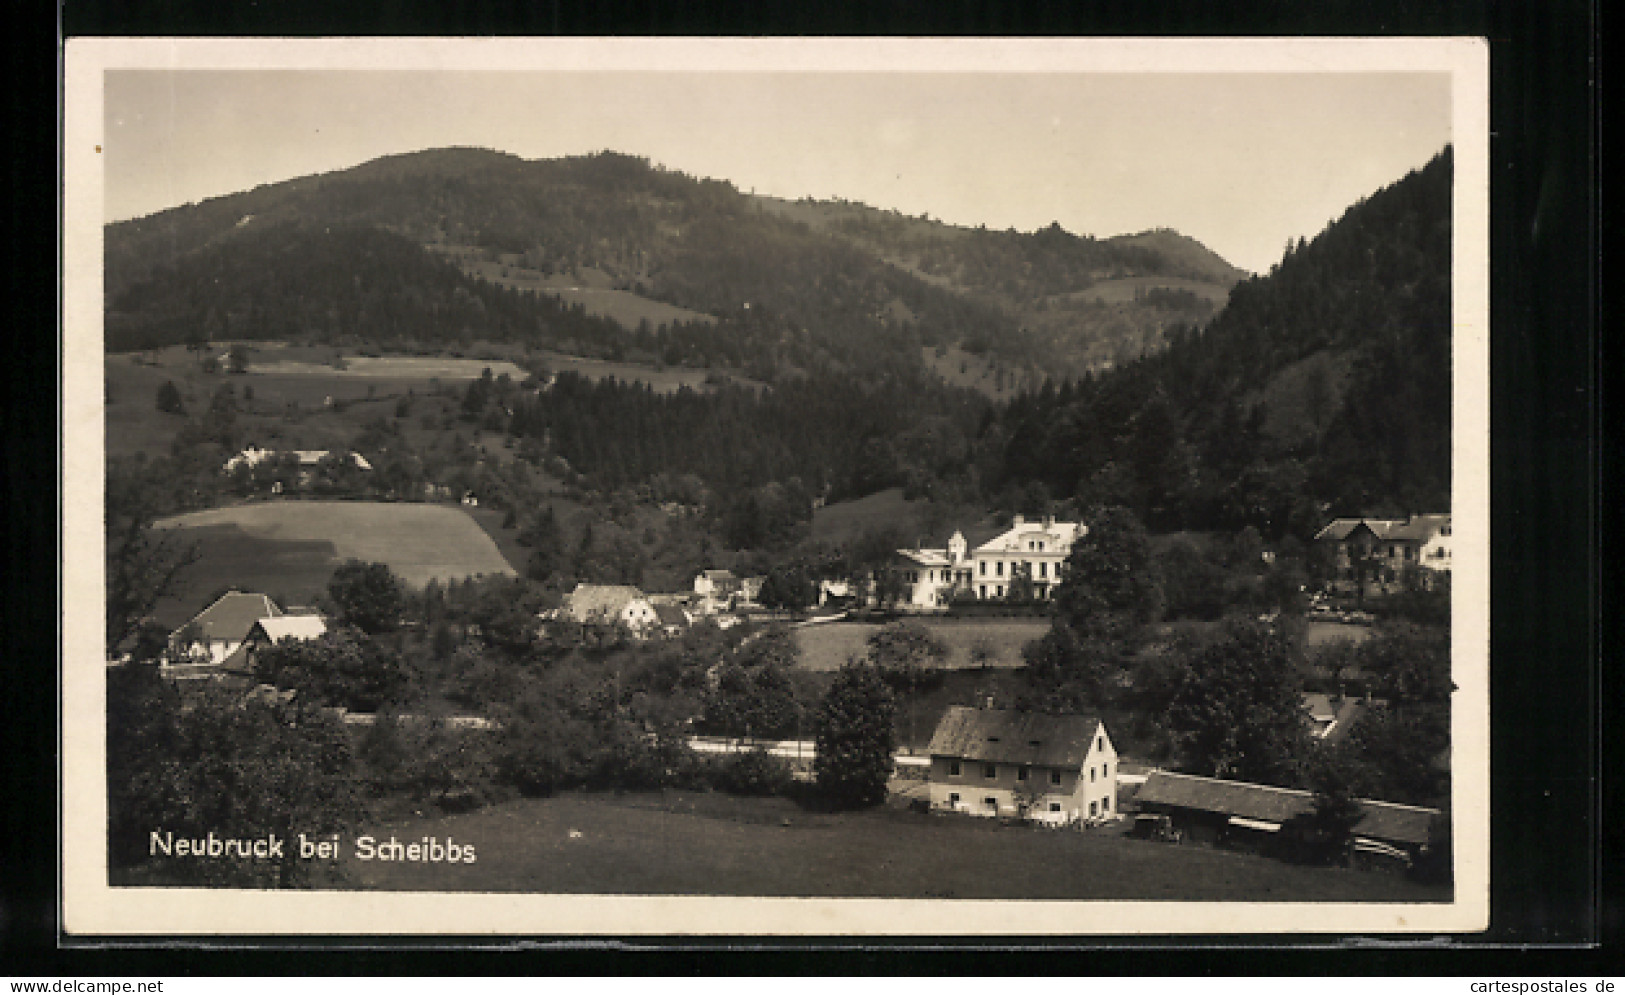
xmin=1132 ymin=770 xmax=1440 ymax=858
xmin=1302 ymin=692 xmax=1365 ymax=743
xmin=1313 ymin=514 xmax=1451 ymax=595
xmin=926 ymin=706 xmax=1118 ymax=825
xmin=165 ymin=591 xmax=283 ymax=677
xmin=650 ymin=602 xmax=692 ymax=637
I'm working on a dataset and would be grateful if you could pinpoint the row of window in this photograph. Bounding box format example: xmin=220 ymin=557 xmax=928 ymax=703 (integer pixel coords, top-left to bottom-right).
xmin=946 ymin=793 xmax=1113 ymax=817
xmin=946 ymin=760 xmax=1112 ymax=782
xmin=978 ymin=559 xmax=1055 ymax=578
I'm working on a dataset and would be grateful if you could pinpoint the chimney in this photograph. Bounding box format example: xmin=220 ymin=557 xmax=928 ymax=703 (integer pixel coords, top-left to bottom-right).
xmin=1012 ymin=514 xmax=1025 ymax=527
xmin=1045 ymin=514 xmax=1055 ymax=528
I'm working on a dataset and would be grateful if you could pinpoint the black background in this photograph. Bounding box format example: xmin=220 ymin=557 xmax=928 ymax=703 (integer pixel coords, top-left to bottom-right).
xmin=6 ymin=0 xmax=1604 ymax=975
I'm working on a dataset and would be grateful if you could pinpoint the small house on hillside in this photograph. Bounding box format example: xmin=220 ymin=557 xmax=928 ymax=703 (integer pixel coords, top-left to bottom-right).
xmin=562 ymin=583 xmax=659 ymax=634
xmin=926 ymin=706 xmax=1119 ymax=825
xmin=1302 ymin=692 xmax=1364 ymax=743
xmin=165 ymin=591 xmax=283 ymax=678
xmin=693 ymin=569 xmax=742 ymax=613
xmin=651 ymin=602 xmax=692 ymax=638
xmin=1132 ymin=770 xmax=1439 ymax=860
xmin=221 ymin=614 xmax=330 ymax=679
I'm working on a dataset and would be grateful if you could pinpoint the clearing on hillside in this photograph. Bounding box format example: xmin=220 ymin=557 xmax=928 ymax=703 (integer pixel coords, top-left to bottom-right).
xmin=152 ymin=501 xmax=516 ymax=618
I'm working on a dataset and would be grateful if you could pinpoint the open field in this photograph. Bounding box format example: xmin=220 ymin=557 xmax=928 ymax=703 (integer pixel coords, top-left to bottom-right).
xmin=152 ymin=501 xmax=516 ymax=622
xmin=1061 ymin=274 xmax=1233 ymax=306
xmin=793 ymin=617 xmax=1050 ymax=672
xmin=447 ymin=252 xmax=718 ymax=328
xmin=1304 ymin=619 xmax=1376 ymax=649
xmin=249 ymin=355 xmax=531 ymax=380
xmin=338 ymin=789 xmax=1448 ymax=902
xmin=531 ymin=349 xmax=763 ymax=394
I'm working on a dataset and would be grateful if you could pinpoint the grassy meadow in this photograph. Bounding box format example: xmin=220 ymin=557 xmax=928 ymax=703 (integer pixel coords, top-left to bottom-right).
xmin=337 ymin=789 xmax=1449 ymax=902
xmin=793 ymin=618 xmax=1050 ymax=672
xmin=150 ymin=501 xmax=516 ymax=626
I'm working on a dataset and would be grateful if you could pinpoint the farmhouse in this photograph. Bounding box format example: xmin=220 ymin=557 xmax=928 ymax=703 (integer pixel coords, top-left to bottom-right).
xmin=561 ymin=583 xmax=659 ymax=634
xmin=926 ymin=706 xmax=1119 ymax=825
xmin=165 ymin=591 xmax=283 ymax=677
xmin=1132 ymin=771 xmax=1439 ymax=860
xmin=1314 ymin=514 xmax=1451 ymax=595
xmin=220 ymin=614 xmax=330 ymax=678
xmin=651 ymin=602 xmax=692 ymax=638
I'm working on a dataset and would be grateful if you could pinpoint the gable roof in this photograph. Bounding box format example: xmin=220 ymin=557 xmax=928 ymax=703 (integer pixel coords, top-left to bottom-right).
xmin=172 ymin=591 xmax=282 ymax=644
xmin=565 ymin=583 xmax=649 ymax=619
xmin=927 ymin=706 xmax=1104 ymax=768
xmin=1386 ymin=514 xmax=1451 ymax=542
xmin=1315 ymin=515 xmax=1449 ymax=543
xmin=896 ymin=548 xmax=952 ymax=567
xmin=1134 ymin=771 xmax=1439 ymax=845
xmin=253 ymin=615 xmax=329 ymax=642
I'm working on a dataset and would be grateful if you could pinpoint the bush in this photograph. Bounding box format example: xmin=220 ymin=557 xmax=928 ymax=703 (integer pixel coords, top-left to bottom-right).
xmin=712 ymin=748 xmax=794 ymax=797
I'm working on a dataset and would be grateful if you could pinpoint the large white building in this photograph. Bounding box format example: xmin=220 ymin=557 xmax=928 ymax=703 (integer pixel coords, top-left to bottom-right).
xmin=891 ymin=515 xmax=1085 ymax=609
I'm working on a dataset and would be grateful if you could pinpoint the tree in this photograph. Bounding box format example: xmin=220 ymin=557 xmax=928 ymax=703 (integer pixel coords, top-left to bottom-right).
xmin=867 ymin=621 xmax=947 ymax=750
xmin=253 ymin=626 xmax=407 ymax=712
xmin=155 ymin=380 xmax=185 ymax=415
xmin=1019 ymin=623 xmax=1112 ymax=713
xmin=1052 ymin=505 xmax=1163 ymax=642
xmin=812 ymin=661 xmax=897 ymax=809
xmin=105 ymin=461 xmax=197 ymax=654
xmin=107 ymin=677 xmax=362 ymax=886
xmin=1163 ymin=618 xmax=1310 ymax=786
xmin=1279 ymin=752 xmax=1367 ymax=864
xmin=757 ymin=563 xmax=815 ymax=610
xmin=326 ymin=560 xmax=405 ymax=635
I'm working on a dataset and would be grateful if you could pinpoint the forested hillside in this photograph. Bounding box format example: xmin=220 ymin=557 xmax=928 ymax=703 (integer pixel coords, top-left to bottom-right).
xmin=989 ymin=147 xmax=1453 ymax=531
xmin=105 ymin=148 xmax=1244 ymax=383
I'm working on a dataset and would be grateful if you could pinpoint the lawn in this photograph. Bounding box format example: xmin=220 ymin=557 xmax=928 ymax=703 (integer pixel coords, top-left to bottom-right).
xmin=152 ymin=501 xmax=516 ymax=620
xmin=336 ymin=789 xmax=1450 ymax=902
xmin=793 ymin=618 xmax=1050 ymax=672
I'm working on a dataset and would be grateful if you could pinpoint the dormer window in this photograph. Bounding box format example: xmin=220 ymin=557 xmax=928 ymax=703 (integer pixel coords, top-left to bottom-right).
xmin=1028 ymin=740 xmax=1041 ymax=747
xmin=986 ymin=736 xmax=1000 ymax=744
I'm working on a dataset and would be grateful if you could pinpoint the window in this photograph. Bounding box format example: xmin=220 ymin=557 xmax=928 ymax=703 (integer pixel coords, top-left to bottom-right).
xmin=949 ymin=792 xmax=960 ymax=806
xmin=1097 ymin=736 xmax=1104 ymax=752
xmin=979 ymin=585 xmax=986 ymax=598
xmin=984 ymin=797 xmax=998 ymax=810
xmin=979 ymin=561 xmax=986 ymax=576
xmin=996 ymin=561 xmax=1004 ymax=576
xmin=1048 ymin=802 xmax=1061 ymax=813
xmin=1049 ymin=770 xmax=1062 ymax=785
xmin=948 ymin=760 xmax=961 ymax=777
xmin=984 ymin=764 xmax=997 ymax=779
xmin=1038 ymin=562 xmax=1047 ymax=577
xmin=1103 ymin=796 xmax=1110 ymax=811
xmin=1104 ymin=762 xmax=1110 ymax=778
xmin=1038 ymin=541 xmax=1045 ymax=551
xmin=996 ymin=585 xmax=1004 ymax=597
xmin=1089 ymin=800 xmax=1098 ymax=817
xmin=1090 ymin=767 xmax=1096 ymax=782
xmin=1017 ymin=766 xmax=1029 ymax=782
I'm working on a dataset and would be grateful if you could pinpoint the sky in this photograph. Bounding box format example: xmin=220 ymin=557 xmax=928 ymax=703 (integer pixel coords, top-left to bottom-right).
xmin=102 ymin=67 xmax=1451 ymax=275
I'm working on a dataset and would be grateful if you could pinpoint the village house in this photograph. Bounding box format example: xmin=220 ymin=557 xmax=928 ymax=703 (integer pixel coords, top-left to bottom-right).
xmin=1314 ymin=513 xmax=1451 ymax=595
xmin=219 ymin=614 xmax=330 ymax=679
xmin=164 ymin=591 xmax=284 ymax=678
xmin=926 ymin=706 xmax=1119 ymax=825
xmin=1302 ymin=692 xmax=1365 ymax=743
xmin=650 ymin=602 xmax=692 ymax=638
xmin=1132 ymin=770 xmax=1440 ymax=865
xmin=222 ymin=446 xmax=373 ymax=492
xmin=560 ymin=583 xmax=660 ymax=635
xmin=892 ymin=515 xmax=1085 ymax=608
xmin=692 ymin=569 xmax=742 ymax=613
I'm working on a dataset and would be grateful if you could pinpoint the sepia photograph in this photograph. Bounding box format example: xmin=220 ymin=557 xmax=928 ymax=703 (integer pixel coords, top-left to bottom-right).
xmin=61 ymin=37 xmax=1489 ymax=936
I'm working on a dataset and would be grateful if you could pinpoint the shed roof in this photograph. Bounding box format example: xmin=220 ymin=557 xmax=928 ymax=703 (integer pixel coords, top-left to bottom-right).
xmin=652 ymin=603 xmax=690 ymax=627
xmin=927 ymin=706 xmax=1104 ymax=768
xmin=1134 ymin=771 xmax=1439 ymax=845
xmin=172 ymin=591 xmax=282 ymax=644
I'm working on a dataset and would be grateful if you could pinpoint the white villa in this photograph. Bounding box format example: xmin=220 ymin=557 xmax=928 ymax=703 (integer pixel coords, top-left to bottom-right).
xmin=891 ymin=515 xmax=1085 ymax=609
